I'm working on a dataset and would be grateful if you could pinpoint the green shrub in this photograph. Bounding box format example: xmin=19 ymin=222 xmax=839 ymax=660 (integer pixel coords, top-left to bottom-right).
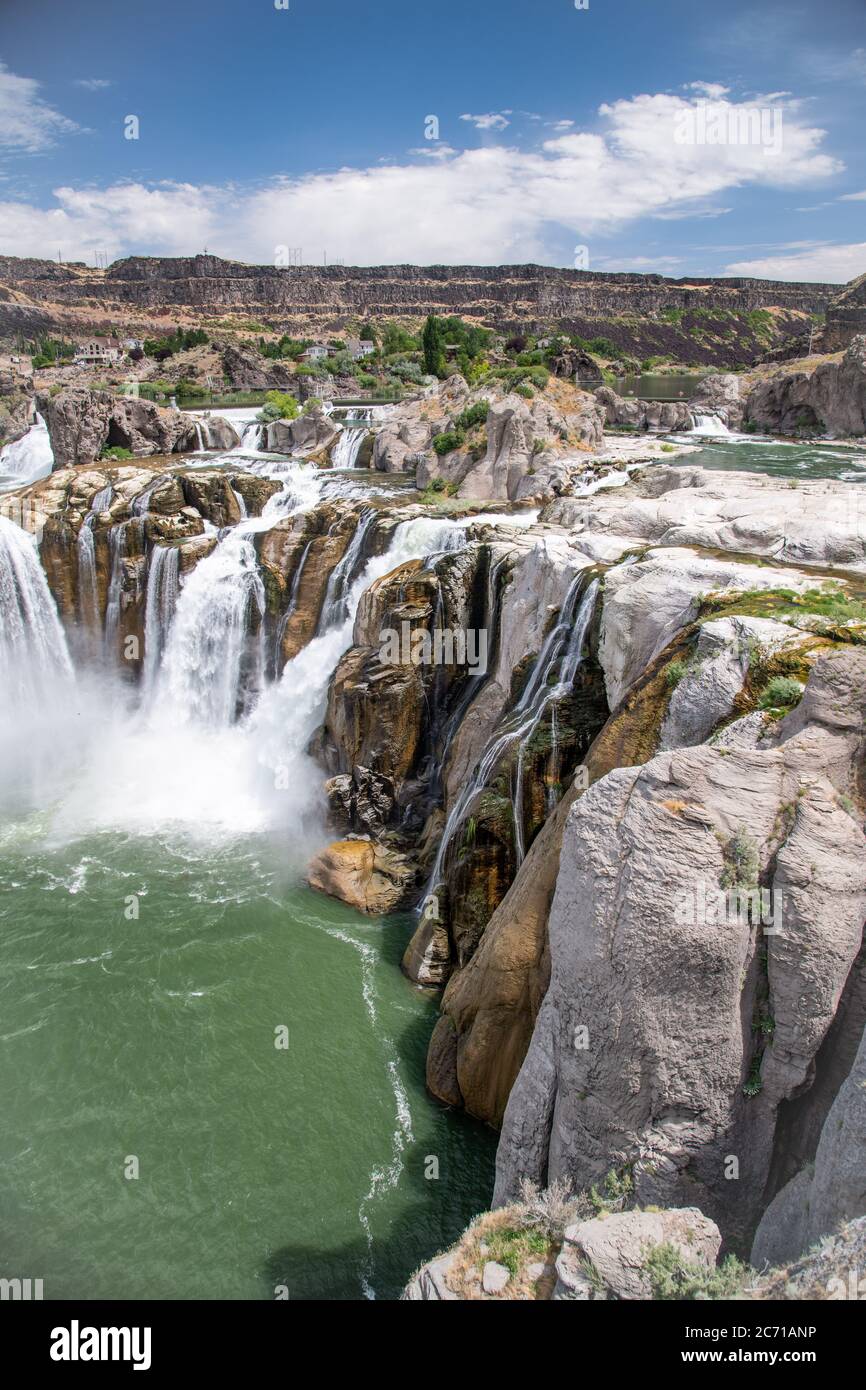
xmin=99 ymin=446 xmax=134 ymax=460
xmin=758 ymin=675 xmax=803 ymax=711
xmin=643 ymin=1243 xmax=749 ymax=1300
xmin=720 ymin=826 xmax=759 ymax=890
xmin=514 ymin=382 xmax=534 ymax=399
xmin=665 ymin=659 xmax=688 ymax=689
xmin=257 ymin=390 xmax=299 ymax=423
xmin=432 ymin=429 xmax=465 ymax=456
xmin=454 ymin=401 xmax=488 ymax=431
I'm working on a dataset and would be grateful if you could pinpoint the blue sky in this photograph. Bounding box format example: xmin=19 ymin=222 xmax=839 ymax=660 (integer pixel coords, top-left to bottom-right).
xmin=0 ymin=0 xmax=863 ymax=280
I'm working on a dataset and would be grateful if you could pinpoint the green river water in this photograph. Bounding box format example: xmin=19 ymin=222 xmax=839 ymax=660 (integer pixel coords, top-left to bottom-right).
xmin=0 ymin=823 xmax=495 ymax=1300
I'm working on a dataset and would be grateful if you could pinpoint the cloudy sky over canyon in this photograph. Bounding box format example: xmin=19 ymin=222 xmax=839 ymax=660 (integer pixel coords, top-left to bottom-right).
xmin=0 ymin=0 xmax=863 ymax=278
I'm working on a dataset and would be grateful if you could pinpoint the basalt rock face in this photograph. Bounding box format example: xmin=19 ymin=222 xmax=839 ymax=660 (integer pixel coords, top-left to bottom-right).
xmin=37 ymin=388 xmax=200 ymax=468
xmin=542 ymin=464 xmax=866 ymax=577
xmin=744 ymin=336 xmax=866 ymax=437
xmin=0 ymin=256 xmax=834 ymax=361
xmin=410 ymin=540 xmax=608 ymax=994
xmin=221 ymin=344 xmax=300 ymax=393
xmin=822 ymin=273 xmax=866 ymax=353
xmin=424 ymin=466 xmax=866 ymax=1127
xmin=373 ymin=376 xmax=463 ymax=474
xmin=493 ymin=646 xmax=866 ymax=1252
xmin=314 ymin=542 xmax=493 ymax=843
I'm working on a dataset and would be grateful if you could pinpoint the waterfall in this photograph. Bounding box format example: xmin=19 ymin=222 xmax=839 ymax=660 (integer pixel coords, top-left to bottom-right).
xmin=239 ymin=421 xmax=264 ymax=452
xmin=317 ymin=507 xmax=379 ymax=631
xmin=332 ymin=426 xmax=369 ymax=470
xmin=77 ymin=517 xmax=100 ymax=631
xmin=151 ymin=459 xmax=329 ymax=729
xmin=77 ymin=484 xmax=114 ymax=636
xmin=143 ymin=545 xmax=181 ymax=696
xmin=0 ymin=515 xmax=73 ymax=710
xmin=511 ymin=578 xmax=599 ymax=865
xmin=273 ymin=538 xmax=313 ymax=671
xmin=103 ymin=523 xmax=127 ymax=655
xmin=251 ymin=515 xmax=471 ymax=782
xmin=231 ymin=486 xmax=248 ymax=519
xmin=689 ymin=410 xmax=730 ymax=437
xmin=155 ymin=529 xmax=265 ymax=728
xmin=194 ymin=421 xmax=207 ymax=453
xmin=0 ymin=414 xmax=54 ymax=491
xmin=426 ymin=575 xmax=599 ymax=891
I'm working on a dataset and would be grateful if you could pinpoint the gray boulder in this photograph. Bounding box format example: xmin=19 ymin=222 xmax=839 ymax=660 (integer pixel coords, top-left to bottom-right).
xmin=555 ymin=1208 xmax=721 ymax=1300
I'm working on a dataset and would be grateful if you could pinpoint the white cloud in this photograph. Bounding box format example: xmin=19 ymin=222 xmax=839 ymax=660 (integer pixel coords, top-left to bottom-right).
xmin=0 ymin=89 xmax=847 ymax=265
xmin=459 ymin=112 xmax=510 ymax=131
xmin=725 ymin=242 xmax=866 ymax=283
xmin=74 ymin=78 xmax=113 ymax=91
xmin=0 ymin=62 xmax=80 ymax=153
xmin=839 ymin=189 xmax=866 ymax=201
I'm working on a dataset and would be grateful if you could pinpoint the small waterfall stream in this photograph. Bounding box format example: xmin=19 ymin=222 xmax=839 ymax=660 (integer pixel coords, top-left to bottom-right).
xmin=103 ymin=523 xmax=128 ymax=656
xmin=426 ymin=574 xmax=599 ymax=894
xmin=332 ymin=426 xmax=369 ymax=470
xmin=689 ymin=410 xmax=731 ymax=436
xmin=77 ymin=484 xmax=114 ymax=637
xmin=143 ymin=545 xmax=181 ymax=697
xmin=317 ymin=507 xmax=378 ymax=631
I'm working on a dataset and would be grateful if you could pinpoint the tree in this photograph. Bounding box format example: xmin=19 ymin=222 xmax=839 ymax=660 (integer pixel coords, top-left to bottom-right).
xmin=422 ymin=314 xmax=447 ymax=378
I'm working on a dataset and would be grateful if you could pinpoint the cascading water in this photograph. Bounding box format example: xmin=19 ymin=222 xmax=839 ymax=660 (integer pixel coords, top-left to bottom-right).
xmin=151 ymin=460 xmax=324 ymax=728
xmin=273 ymin=537 xmax=313 ymax=671
xmin=0 ymin=515 xmax=73 ymax=708
xmin=143 ymin=544 xmax=181 ymax=696
xmin=317 ymin=507 xmax=378 ymax=630
xmin=156 ymin=530 xmax=265 ymax=728
xmin=426 ymin=574 xmax=599 ymax=892
xmin=251 ymin=514 xmax=473 ymax=790
xmin=103 ymin=523 xmax=128 ymax=655
xmin=332 ymin=425 xmax=369 ymax=470
xmin=689 ymin=410 xmax=731 ymax=437
xmin=76 ymin=484 xmax=114 ymax=637
xmin=511 ymin=578 xmax=599 ymax=864
xmin=0 ymin=414 xmax=54 ymax=491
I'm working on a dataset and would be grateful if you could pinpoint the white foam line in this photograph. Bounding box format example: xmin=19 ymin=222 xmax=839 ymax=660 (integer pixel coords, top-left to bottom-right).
xmin=317 ymin=923 xmax=415 ymax=1300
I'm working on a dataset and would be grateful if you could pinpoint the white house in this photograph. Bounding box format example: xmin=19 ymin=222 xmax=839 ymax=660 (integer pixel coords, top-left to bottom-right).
xmin=74 ymin=336 xmax=124 ymax=365
xmin=301 ymin=344 xmax=329 ymax=363
xmin=346 ymin=339 xmax=376 ymax=361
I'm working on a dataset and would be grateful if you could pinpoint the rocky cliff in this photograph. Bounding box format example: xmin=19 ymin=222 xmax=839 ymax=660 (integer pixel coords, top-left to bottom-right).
xmin=0 ymin=254 xmax=837 ymax=366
